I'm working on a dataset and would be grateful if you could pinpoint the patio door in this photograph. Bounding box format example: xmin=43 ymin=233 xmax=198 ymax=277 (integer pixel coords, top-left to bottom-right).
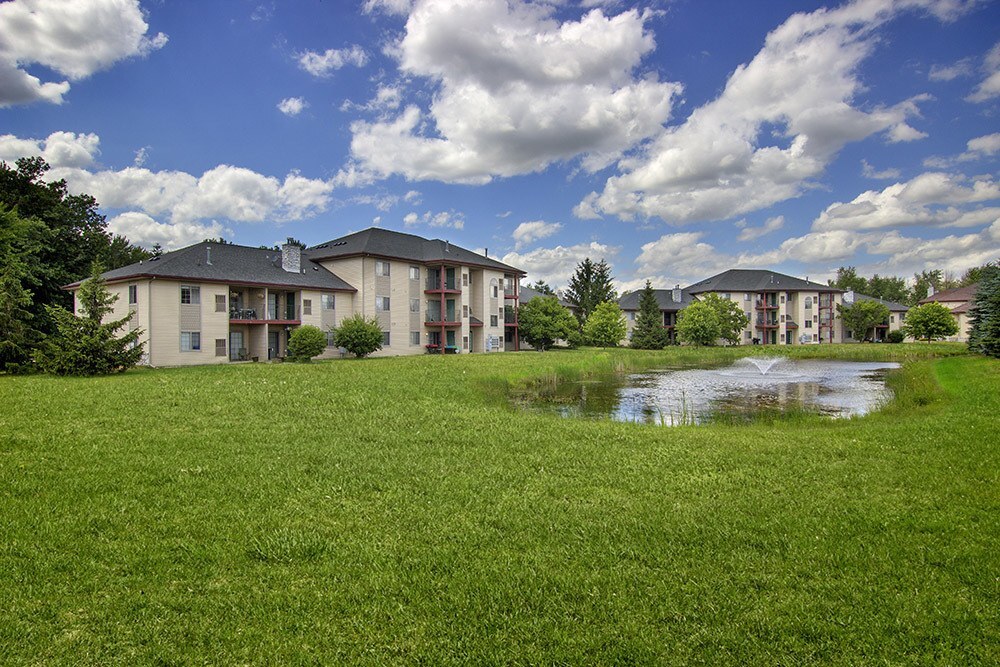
xmin=230 ymin=331 xmax=244 ymax=360
xmin=268 ymin=331 xmax=279 ymax=359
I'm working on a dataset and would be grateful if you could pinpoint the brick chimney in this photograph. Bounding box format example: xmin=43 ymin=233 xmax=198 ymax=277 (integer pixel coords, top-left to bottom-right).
xmin=281 ymin=238 xmax=301 ymax=273
xmin=672 ymin=284 xmax=682 ymax=302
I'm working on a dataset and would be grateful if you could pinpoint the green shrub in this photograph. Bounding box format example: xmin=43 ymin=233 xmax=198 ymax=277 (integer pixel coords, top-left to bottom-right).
xmin=331 ymin=314 xmax=383 ymax=358
xmin=287 ymin=325 xmax=326 ymax=362
xmin=886 ymin=329 xmax=905 ymax=344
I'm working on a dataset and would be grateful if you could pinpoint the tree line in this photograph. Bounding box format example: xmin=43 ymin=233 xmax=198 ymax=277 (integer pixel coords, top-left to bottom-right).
xmin=828 ymin=265 xmax=988 ymax=306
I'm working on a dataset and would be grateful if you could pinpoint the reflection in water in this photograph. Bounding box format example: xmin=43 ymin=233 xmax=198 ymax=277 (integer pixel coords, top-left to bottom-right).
xmin=524 ymin=357 xmax=900 ymax=426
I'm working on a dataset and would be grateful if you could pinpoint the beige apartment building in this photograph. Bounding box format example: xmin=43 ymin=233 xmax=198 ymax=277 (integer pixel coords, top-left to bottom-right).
xmin=67 ymin=228 xmax=524 ymax=366
xmin=617 ymin=269 xmax=909 ymax=345
xmin=917 ymin=284 xmax=979 ymax=342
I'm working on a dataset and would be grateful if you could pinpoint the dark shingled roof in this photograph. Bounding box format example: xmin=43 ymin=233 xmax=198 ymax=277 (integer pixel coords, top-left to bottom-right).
xmin=918 ymin=284 xmax=978 ymax=305
xmin=686 ymin=269 xmax=842 ymax=294
xmin=68 ymin=241 xmax=355 ymax=291
xmin=307 ymin=227 xmax=523 ymax=274
xmin=850 ymin=292 xmax=909 ymax=312
xmin=618 ymin=288 xmax=693 ymax=312
xmin=519 ymin=285 xmax=572 ymax=307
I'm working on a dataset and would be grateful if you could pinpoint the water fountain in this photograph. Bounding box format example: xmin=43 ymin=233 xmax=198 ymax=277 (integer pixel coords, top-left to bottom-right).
xmin=744 ymin=356 xmax=785 ymax=375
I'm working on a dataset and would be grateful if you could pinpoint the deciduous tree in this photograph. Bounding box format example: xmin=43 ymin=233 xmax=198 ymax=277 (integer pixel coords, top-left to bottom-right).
xmin=331 ymin=314 xmax=383 ymax=358
xmin=837 ymin=299 xmax=890 ymax=342
xmin=676 ymin=301 xmax=721 ymax=346
xmin=518 ymin=296 xmax=577 ymax=351
xmin=583 ymin=301 xmax=626 ymax=348
xmin=287 ymin=325 xmax=327 ymax=362
xmin=903 ymin=302 xmax=958 ymax=342
xmin=700 ymin=293 xmax=750 ymax=346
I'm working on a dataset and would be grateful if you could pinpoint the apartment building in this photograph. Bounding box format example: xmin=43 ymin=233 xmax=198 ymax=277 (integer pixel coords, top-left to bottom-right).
xmin=618 ymin=285 xmax=692 ymax=344
xmin=67 ymin=228 xmax=524 ymax=366
xmin=840 ymin=291 xmax=908 ymax=341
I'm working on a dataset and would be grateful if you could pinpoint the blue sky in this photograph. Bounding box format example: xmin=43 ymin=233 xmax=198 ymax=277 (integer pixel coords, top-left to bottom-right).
xmin=1 ymin=0 xmax=998 ymax=291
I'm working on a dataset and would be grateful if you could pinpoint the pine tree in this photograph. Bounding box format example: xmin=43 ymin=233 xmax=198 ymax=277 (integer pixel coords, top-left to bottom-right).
xmin=565 ymin=258 xmax=617 ymax=327
xmin=35 ymin=263 xmax=144 ymax=376
xmin=0 ymin=261 xmax=36 ymax=373
xmin=968 ymin=264 xmax=1000 ymax=358
xmin=630 ymin=281 xmax=669 ymax=349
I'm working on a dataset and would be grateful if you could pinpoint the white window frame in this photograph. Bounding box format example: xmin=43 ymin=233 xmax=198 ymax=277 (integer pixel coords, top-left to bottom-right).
xmin=321 ymin=294 xmax=335 ymax=310
xmin=180 ymin=285 xmax=200 ymax=305
xmin=375 ymin=260 xmax=390 ymax=277
xmin=180 ymin=331 xmax=201 ymax=352
xmin=376 ymin=296 xmax=390 ymax=312
xmin=410 ymin=298 xmax=420 ymax=313
xmin=410 ymin=331 xmax=420 ymax=346
xmin=409 ymin=265 xmax=420 ymax=280
xmin=128 ymin=284 xmax=138 ymax=305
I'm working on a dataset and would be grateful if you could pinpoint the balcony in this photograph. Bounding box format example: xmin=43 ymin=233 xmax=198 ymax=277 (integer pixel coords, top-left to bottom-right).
xmin=425 ymin=269 xmax=460 ymax=293
xmin=755 ymin=300 xmax=779 ymax=310
xmin=424 ymin=311 xmax=461 ymax=327
xmin=230 ymin=305 xmax=299 ymax=324
xmin=755 ymin=316 xmax=779 ymax=328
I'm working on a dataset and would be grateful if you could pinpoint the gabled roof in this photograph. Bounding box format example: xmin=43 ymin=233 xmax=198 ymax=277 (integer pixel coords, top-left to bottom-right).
xmin=67 ymin=241 xmax=355 ymax=291
xmin=618 ymin=288 xmax=693 ymax=312
xmin=850 ymin=292 xmax=909 ymax=312
xmin=307 ymin=227 xmax=523 ymax=274
xmin=686 ymin=269 xmax=841 ymax=294
xmin=519 ymin=285 xmax=573 ymax=307
xmin=918 ymin=284 xmax=978 ymax=305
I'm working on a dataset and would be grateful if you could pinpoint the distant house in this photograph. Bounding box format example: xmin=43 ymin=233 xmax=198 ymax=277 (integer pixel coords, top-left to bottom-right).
xmin=65 ymin=228 xmax=525 ymax=366
xmin=618 ymin=285 xmax=692 ymax=344
xmin=841 ymin=291 xmax=909 ymax=342
xmin=918 ymin=284 xmax=979 ymax=342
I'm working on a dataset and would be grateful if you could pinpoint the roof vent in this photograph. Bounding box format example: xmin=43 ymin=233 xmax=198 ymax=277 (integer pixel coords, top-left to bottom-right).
xmin=445 ymin=240 xmax=450 ymax=252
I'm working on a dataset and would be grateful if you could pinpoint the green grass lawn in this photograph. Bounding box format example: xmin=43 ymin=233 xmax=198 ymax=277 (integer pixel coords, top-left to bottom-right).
xmin=1 ymin=345 xmax=997 ymax=664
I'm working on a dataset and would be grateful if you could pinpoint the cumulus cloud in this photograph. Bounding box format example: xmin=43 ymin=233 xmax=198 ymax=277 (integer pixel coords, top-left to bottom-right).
xmin=0 ymin=0 xmax=167 ymax=107
xmin=297 ymin=45 xmax=368 ymax=77
xmin=578 ymin=0 xmax=943 ymax=225
xmin=402 ymin=209 xmax=465 ymax=229
xmin=349 ymin=0 xmax=681 ymax=183
xmin=967 ymin=41 xmax=1000 ymax=102
xmin=107 ymin=212 xmax=229 ymax=251
xmin=501 ymin=241 xmax=619 ymax=288
xmin=812 ymin=172 xmax=1000 ymax=232
xmin=886 ymin=122 xmax=928 ymax=143
xmin=512 ymin=220 xmax=562 ymax=249
xmin=0 ymin=131 xmax=100 ymax=168
xmin=736 ymin=215 xmax=784 ymax=242
xmin=277 ymin=96 xmax=308 ymax=116
xmin=861 ymin=159 xmax=901 ymax=180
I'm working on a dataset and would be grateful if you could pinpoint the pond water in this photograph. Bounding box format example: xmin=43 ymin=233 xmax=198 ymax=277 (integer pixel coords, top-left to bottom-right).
xmin=518 ymin=357 xmax=900 ymax=426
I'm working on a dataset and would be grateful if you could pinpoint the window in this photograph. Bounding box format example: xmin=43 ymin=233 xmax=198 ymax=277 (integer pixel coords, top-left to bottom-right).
xmin=382 ymin=331 xmax=390 ymax=346
xmin=847 ymin=330 xmax=854 ymax=340
xmin=628 ymin=312 xmax=635 ymax=321
xmin=490 ymin=315 xmax=498 ymax=326
xmin=463 ymin=336 xmax=469 ymax=350
xmin=491 ymin=278 xmax=498 ymax=298
xmin=410 ymin=298 xmax=420 ymax=313
xmin=780 ymin=314 xmax=785 ymax=322
xmin=215 ymin=338 xmax=226 ymax=357
xmin=746 ymin=331 xmax=752 ymax=339
xmin=900 ymin=313 xmax=906 ymax=322
xmin=375 ymin=260 xmax=390 ymax=277
xmin=463 ymin=273 xmax=468 ymax=287
xmin=890 ymin=315 xmax=895 ymax=324
xmin=723 ymin=292 xmax=731 ymax=300
xmin=321 ymin=294 xmax=335 ymax=310
xmin=780 ymin=295 xmax=785 ymax=304
xmin=805 ymin=296 xmax=812 ymax=309
xmin=128 ymin=284 xmax=138 ymax=305
xmin=813 ymin=334 xmax=818 ymax=342
xmin=805 ymin=319 xmax=812 ymax=329
xmin=180 ymin=285 xmax=200 ymax=305
xmin=180 ymin=331 xmax=201 ymax=351
xmin=744 ymin=293 xmax=751 ymax=301
xmin=376 ymin=296 xmax=390 ymax=311
xmin=409 ymin=265 xmax=420 ymax=280
xmin=303 ymin=299 xmax=312 ymax=316
xmin=463 ymin=305 xmax=469 ymax=318
xmin=215 ymin=294 xmax=226 ymax=313
xmin=325 ymin=331 xmax=336 ymax=347
xmin=410 ymin=331 xmax=420 ymax=346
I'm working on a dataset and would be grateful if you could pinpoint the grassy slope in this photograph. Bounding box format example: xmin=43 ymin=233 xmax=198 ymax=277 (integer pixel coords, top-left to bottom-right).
xmin=1 ymin=345 xmax=997 ymax=665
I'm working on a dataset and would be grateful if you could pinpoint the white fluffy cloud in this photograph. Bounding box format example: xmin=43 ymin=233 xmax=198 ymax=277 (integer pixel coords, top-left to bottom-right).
xmin=577 ymin=0 xmax=943 ymax=225
xmin=0 ymin=0 xmax=167 ymax=107
xmin=0 ymin=131 xmax=101 ymax=168
xmin=402 ymin=209 xmax=465 ymax=229
xmin=736 ymin=215 xmax=785 ymax=242
xmin=512 ymin=220 xmax=562 ymax=249
xmin=107 ymin=212 xmax=229 ymax=250
xmin=349 ymin=0 xmax=680 ymax=183
xmin=277 ymin=96 xmax=308 ymax=116
xmin=928 ymin=58 xmax=973 ymax=81
xmin=812 ymin=172 xmax=1000 ymax=232
xmin=298 ymin=45 xmax=368 ymax=77
xmin=861 ymin=159 xmax=901 ymax=180
xmin=967 ymin=41 xmax=1000 ymax=102
xmin=501 ymin=241 xmax=619 ymax=288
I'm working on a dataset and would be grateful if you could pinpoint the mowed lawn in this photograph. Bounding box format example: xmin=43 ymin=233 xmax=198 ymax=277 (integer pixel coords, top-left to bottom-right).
xmin=1 ymin=346 xmax=997 ymax=665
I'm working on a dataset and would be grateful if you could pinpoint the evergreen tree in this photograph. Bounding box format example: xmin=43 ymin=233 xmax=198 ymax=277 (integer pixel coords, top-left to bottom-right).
xmin=968 ymin=264 xmax=1000 ymax=358
xmin=583 ymin=301 xmax=627 ymax=348
xmin=526 ymin=280 xmax=555 ymax=296
xmin=564 ymin=258 xmax=617 ymax=327
xmin=909 ymin=269 xmax=944 ymax=305
xmin=630 ymin=281 xmax=669 ymax=349
xmin=518 ymin=296 xmax=577 ymax=351
xmin=0 ymin=261 xmax=36 ymax=373
xmin=36 ymin=263 xmax=144 ymax=376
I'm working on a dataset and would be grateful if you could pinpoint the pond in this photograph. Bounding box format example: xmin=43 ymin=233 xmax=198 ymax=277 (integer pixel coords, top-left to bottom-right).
xmin=517 ymin=357 xmax=900 ymax=426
